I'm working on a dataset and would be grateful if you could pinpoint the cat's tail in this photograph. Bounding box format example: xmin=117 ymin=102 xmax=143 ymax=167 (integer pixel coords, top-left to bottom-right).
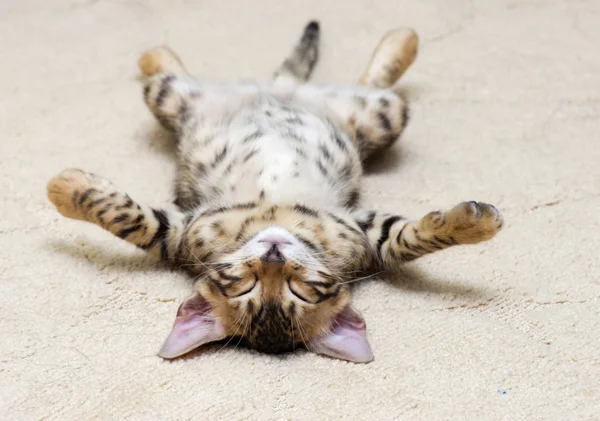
xmin=273 ymin=21 xmax=320 ymax=86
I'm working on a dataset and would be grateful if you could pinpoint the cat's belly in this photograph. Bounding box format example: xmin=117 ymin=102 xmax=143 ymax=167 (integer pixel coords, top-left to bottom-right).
xmin=189 ymin=97 xmax=362 ymax=209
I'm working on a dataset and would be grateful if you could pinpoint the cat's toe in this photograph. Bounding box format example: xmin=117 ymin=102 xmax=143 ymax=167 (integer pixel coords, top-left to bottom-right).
xmin=447 ymin=201 xmax=503 ymax=244
xmin=47 ymin=168 xmax=104 ymax=220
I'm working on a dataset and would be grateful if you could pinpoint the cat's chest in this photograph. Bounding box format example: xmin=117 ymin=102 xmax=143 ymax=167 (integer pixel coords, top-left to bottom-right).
xmin=188 ymin=97 xmax=361 ymax=207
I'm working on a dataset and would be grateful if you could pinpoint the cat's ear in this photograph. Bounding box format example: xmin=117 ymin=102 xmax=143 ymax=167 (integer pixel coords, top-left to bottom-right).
xmin=310 ymin=306 xmax=374 ymax=363
xmin=158 ymin=294 xmax=226 ymax=359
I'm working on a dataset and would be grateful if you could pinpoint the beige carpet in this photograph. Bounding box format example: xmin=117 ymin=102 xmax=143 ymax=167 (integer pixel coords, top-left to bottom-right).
xmin=2 ymin=0 xmax=599 ymax=419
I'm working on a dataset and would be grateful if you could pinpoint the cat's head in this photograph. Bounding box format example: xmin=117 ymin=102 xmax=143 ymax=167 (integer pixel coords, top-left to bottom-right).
xmin=158 ymin=206 xmax=373 ymax=363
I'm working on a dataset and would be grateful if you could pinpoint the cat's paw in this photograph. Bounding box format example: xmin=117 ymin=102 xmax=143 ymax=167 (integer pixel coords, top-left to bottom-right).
xmin=138 ymin=46 xmax=186 ymax=76
xmin=47 ymin=168 xmax=112 ymax=220
xmin=420 ymin=201 xmax=503 ymax=245
xmin=444 ymin=201 xmax=503 ymax=244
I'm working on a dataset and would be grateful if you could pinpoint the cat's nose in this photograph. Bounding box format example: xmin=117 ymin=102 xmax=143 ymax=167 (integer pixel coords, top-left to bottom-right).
xmin=261 ymin=244 xmax=285 ymax=263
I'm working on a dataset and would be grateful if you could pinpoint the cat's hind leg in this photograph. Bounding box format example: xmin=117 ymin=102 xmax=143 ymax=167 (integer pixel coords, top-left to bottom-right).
xmin=139 ymin=47 xmax=200 ymax=135
xmin=273 ymin=21 xmax=320 ymax=86
xmin=349 ymin=28 xmax=418 ymax=159
xmin=291 ymin=28 xmax=417 ymax=161
xmin=139 ymin=46 xmax=189 ymax=77
xmin=47 ymin=168 xmax=186 ymax=263
xmin=359 ymin=28 xmax=418 ymax=89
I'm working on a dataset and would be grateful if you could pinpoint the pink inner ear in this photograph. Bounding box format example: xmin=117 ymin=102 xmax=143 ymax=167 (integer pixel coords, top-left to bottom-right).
xmin=158 ymin=294 xmax=226 ymax=359
xmin=310 ymin=306 xmax=374 ymax=363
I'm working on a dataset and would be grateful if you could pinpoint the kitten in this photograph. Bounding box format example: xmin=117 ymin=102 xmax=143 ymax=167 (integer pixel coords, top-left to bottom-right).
xmin=47 ymin=22 xmax=503 ymax=363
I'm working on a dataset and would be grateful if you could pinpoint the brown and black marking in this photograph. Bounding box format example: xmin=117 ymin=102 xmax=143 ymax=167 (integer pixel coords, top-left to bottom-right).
xmin=46 ymin=23 xmax=506 ymax=363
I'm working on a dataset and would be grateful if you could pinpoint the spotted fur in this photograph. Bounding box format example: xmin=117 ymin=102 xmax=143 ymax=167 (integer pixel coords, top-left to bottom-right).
xmin=47 ymin=22 xmax=503 ymax=362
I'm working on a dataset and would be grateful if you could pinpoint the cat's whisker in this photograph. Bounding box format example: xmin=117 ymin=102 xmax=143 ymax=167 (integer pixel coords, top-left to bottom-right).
xmin=293 ymin=315 xmax=311 ymax=352
xmin=216 ymin=310 xmax=248 ymax=354
xmin=339 ymin=271 xmax=385 ymax=285
xmin=232 ymin=314 xmax=250 ymax=350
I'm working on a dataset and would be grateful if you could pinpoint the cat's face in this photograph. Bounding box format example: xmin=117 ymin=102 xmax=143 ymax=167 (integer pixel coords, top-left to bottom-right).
xmin=198 ymin=225 xmax=352 ymax=353
xmin=158 ymin=205 xmax=374 ymax=362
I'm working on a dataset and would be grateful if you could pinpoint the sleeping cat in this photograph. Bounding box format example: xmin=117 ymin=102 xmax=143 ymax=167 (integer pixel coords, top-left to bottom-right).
xmin=47 ymin=22 xmax=503 ymax=363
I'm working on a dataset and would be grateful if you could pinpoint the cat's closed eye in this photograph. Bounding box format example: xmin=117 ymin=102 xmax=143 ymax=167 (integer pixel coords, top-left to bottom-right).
xmin=287 ymin=276 xmax=313 ymax=303
xmin=229 ymin=277 xmax=257 ymax=297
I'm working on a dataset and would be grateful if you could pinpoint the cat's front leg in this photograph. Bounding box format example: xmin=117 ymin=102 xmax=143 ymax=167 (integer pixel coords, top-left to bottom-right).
xmin=354 ymin=201 xmax=503 ymax=269
xmin=47 ymin=168 xmax=186 ymax=262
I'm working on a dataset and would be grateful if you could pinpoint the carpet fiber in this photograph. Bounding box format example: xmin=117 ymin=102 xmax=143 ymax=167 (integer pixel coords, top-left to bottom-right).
xmin=1 ymin=0 xmax=599 ymax=419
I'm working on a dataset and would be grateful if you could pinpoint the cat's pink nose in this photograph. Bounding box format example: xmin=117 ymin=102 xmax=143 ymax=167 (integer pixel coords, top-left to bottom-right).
xmin=261 ymin=244 xmax=285 ymax=263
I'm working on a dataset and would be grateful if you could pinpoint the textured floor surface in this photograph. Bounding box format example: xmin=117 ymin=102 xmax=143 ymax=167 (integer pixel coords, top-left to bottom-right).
xmin=1 ymin=0 xmax=599 ymax=420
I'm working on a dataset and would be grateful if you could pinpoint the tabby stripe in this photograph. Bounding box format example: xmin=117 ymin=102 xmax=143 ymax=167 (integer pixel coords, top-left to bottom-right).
xmin=179 ymin=101 xmax=191 ymax=125
xmin=305 ymin=280 xmax=334 ymax=288
xmin=232 ymin=202 xmax=258 ymax=210
xmin=425 ymin=240 xmax=443 ymax=250
xmin=141 ymin=209 xmax=170 ymax=250
xmin=345 ymin=189 xmax=360 ymax=209
xmin=183 ymin=213 xmax=194 ymax=225
xmin=329 ymin=122 xmax=348 ymax=151
xmin=319 ymin=144 xmax=332 ymax=162
xmin=376 ymin=216 xmax=402 ymax=255
xmin=402 ymin=238 xmax=427 ymax=253
xmin=201 ymin=202 xmax=257 ymax=218
xmin=200 ymin=206 xmax=230 ymax=217
xmin=243 ymin=130 xmax=262 ymax=144
xmin=401 ymin=104 xmax=410 ymax=131
xmin=313 ymin=285 xmax=341 ymax=303
xmin=87 ymin=197 xmax=106 ymax=209
xmin=112 ymin=213 xmax=129 ymax=224
xmin=287 ymin=130 xmax=305 ymax=143
xmin=293 ymin=204 xmax=319 ymax=218
xmin=243 ymin=149 xmax=259 ymax=163
xmin=131 ymin=213 xmax=144 ymax=224
xmin=326 ymin=212 xmax=361 ymax=236
xmin=160 ymin=239 xmax=169 ymax=261
xmin=143 ymin=84 xmax=151 ymax=101
xmin=78 ymin=188 xmax=98 ymax=206
xmin=295 ymin=147 xmax=307 ymax=158
xmin=296 ymin=235 xmax=320 ymax=253
xmin=96 ymin=206 xmax=110 ymax=219
xmin=155 ymin=75 xmax=175 ymax=107
xmin=400 ymin=252 xmax=418 ymax=261
xmin=395 ymin=224 xmax=407 ymax=243
xmin=209 ymin=277 xmax=228 ymax=297
xmin=218 ymin=271 xmax=242 ymax=282
xmin=72 ymin=190 xmax=80 ymax=209
xmin=357 ymin=211 xmax=376 ymax=232
xmin=378 ymin=111 xmax=392 ymax=131
xmin=434 ymin=235 xmax=456 ymax=246
xmin=214 ymin=263 xmax=232 ymax=270
xmin=317 ymin=271 xmax=336 ymax=282
xmin=116 ymin=196 xmax=134 ymax=210
xmin=235 ymin=216 xmax=256 ymax=241
xmin=210 ymin=145 xmax=229 ymax=168
xmin=414 ymin=230 xmax=443 ymax=250
xmin=317 ymin=160 xmax=329 ymax=177
xmin=117 ymin=224 xmax=143 ymax=239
